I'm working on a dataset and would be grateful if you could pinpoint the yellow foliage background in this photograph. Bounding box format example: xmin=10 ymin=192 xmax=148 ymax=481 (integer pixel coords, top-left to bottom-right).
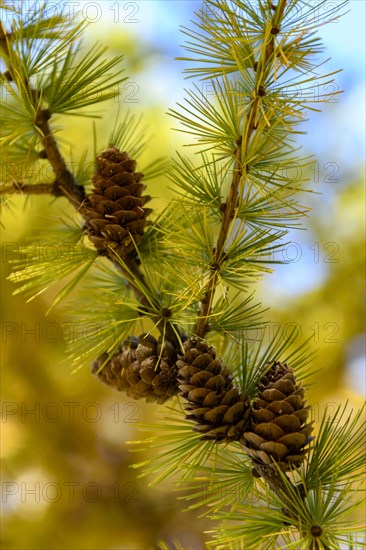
xmin=1 ymin=2 xmax=365 ymax=548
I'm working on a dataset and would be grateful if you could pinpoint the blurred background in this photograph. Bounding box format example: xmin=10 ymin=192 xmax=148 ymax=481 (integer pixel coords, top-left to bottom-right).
xmin=1 ymin=1 xmax=365 ymax=548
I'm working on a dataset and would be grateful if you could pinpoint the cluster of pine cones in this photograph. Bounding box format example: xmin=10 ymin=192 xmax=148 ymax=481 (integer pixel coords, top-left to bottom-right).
xmin=85 ymin=146 xmax=313 ymax=471
xmin=92 ymin=334 xmax=313 ymax=470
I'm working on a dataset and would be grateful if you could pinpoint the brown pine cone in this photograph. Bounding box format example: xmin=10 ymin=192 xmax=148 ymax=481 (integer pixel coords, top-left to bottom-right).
xmin=243 ymin=361 xmax=314 ymax=470
xmin=177 ymin=337 xmax=251 ymax=442
xmin=82 ymin=147 xmax=152 ymax=259
xmin=91 ymin=334 xmax=178 ymax=404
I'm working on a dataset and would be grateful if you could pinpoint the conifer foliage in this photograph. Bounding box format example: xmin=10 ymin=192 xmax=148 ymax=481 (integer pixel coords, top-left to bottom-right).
xmin=1 ymin=1 xmax=364 ymax=548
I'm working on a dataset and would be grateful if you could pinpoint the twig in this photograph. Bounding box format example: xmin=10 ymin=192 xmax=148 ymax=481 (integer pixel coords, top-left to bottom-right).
xmin=0 ymin=181 xmax=60 ymax=196
xmin=193 ymin=0 xmax=307 ymax=515
xmin=195 ymin=0 xmax=287 ymax=338
xmin=110 ymin=254 xmax=183 ymax=345
xmin=35 ymin=109 xmax=85 ymax=207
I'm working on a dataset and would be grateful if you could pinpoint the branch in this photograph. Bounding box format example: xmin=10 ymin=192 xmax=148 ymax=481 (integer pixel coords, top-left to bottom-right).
xmin=0 ymin=21 xmax=183 ymax=348
xmin=0 ymin=22 xmax=85 ymax=208
xmin=195 ymin=0 xmax=287 ymax=338
xmin=194 ymin=0 xmax=310 ymax=518
xmin=109 ymin=254 xmax=184 ymax=346
xmin=35 ymin=109 xmax=85 ymax=208
xmin=195 ymin=144 xmax=242 ymax=338
xmin=253 ymin=463 xmax=301 ymax=521
xmin=0 ymin=181 xmax=60 ymax=196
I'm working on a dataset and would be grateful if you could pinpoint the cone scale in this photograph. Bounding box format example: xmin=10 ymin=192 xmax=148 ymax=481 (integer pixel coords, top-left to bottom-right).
xmin=92 ymin=334 xmax=178 ymax=404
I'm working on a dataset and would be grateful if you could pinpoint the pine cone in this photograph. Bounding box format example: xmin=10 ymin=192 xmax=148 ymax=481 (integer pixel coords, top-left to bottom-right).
xmin=177 ymin=337 xmax=251 ymax=442
xmin=243 ymin=361 xmax=314 ymax=470
xmin=83 ymin=147 xmax=152 ymax=259
xmin=91 ymin=334 xmax=178 ymax=404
